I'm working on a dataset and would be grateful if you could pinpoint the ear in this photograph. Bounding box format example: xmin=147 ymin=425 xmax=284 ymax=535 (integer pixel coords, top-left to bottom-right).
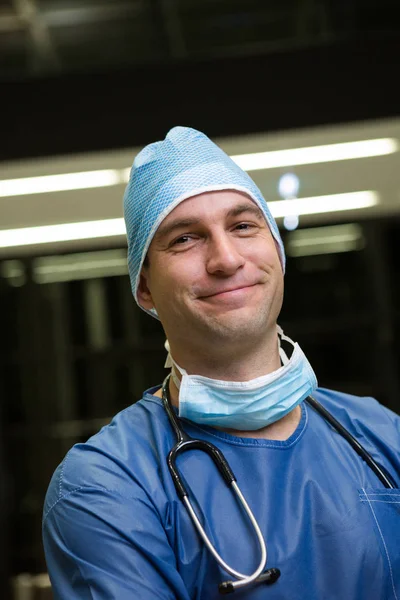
xmin=137 ymin=269 xmax=154 ymax=310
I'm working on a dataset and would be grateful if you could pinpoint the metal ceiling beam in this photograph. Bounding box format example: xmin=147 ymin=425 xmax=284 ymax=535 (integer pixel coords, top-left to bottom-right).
xmin=0 ymin=11 xmax=24 ymax=33
xmin=159 ymin=0 xmax=187 ymax=58
xmin=0 ymin=2 xmax=143 ymax=31
xmin=12 ymin=0 xmax=60 ymax=72
xmin=39 ymin=2 xmax=143 ymax=27
xmin=296 ymin=0 xmax=331 ymax=39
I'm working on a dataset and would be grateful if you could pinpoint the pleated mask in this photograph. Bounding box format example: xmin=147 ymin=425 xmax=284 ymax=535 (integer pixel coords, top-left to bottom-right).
xmin=166 ymin=328 xmax=317 ymax=431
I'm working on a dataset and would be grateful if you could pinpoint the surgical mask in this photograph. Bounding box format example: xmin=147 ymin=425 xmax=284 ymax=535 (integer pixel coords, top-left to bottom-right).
xmin=165 ymin=328 xmax=317 ymax=430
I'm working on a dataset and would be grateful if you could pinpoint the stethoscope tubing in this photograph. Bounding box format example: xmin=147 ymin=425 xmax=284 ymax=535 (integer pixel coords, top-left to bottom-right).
xmin=162 ymin=375 xmax=277 ymax=594
xmin=161 ymin=376 xmax=398 ymax=594
xmin=161 ymin=375 xmax=279 ymax=593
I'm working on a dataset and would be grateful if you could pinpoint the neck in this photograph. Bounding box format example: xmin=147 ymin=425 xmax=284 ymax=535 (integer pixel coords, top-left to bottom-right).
xmin=156 ymin=327 xmax=302 ymax=441
xmin=169 ymin=327 xmax=281 ymax=381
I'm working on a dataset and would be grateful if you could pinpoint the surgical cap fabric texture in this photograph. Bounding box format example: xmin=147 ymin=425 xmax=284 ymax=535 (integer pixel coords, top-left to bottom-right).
xmin=123 ymin=126 xmax=285 ymax=317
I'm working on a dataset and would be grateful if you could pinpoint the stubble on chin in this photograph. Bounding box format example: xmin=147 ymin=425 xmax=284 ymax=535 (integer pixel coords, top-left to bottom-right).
xmin=193 ymin=303 xmax=274 ymax=344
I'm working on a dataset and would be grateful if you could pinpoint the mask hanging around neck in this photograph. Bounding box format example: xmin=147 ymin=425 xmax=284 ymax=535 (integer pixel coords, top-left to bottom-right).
xmin=163 ymin=328 xmax=317 ymax=430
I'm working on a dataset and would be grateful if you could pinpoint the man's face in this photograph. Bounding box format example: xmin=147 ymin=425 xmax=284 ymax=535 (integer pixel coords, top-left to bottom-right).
xmin=138 ymin=190 xmax=284 ymax=358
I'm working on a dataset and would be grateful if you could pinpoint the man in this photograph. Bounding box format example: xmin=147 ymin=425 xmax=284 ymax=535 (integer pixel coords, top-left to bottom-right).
xmin=43 ymin=126 xmax=400 ymax=599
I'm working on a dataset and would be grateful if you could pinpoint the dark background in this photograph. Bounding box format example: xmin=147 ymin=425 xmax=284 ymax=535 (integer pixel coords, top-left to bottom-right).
xmin=1 ymin=0 xmax=400 ymax=597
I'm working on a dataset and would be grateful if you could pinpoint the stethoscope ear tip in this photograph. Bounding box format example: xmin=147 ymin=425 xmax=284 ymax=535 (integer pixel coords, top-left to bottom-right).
xmin=218 ymin=581 xmax=235 ymax=595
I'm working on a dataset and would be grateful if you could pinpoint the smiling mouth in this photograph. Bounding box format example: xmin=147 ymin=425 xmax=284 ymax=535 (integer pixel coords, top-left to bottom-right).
xmin=201 ymin=284 xmax=257 ymax=299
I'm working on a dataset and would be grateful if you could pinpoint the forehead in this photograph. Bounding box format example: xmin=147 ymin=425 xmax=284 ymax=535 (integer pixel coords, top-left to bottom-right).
xmin=157 ymin=189 xmax=265 ymax=229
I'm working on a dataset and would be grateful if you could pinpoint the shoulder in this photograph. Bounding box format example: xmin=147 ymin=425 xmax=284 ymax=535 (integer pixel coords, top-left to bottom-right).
xmin=313 ymin=387 xmax=399 ymax=423
xmin=312 ymin=387 xmax=400 ymax=452
xmin=44 ymin=389 xmax=170 ymax=517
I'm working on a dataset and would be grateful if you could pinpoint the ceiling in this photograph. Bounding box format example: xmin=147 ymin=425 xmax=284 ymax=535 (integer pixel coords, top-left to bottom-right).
xmin=1 ymin=1 xmax=399 ymax=258
xmin=2 ymin=0 xmax=399 ymax=164
xmin=1 ymin=0 xmax=397 ymax=78
xmin=0 ymin=115 xmax=399 ymax=258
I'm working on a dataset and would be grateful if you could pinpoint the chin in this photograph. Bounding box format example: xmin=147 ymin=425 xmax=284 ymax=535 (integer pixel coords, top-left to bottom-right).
xmin=207 ymin=313 xmax=270 ymax=340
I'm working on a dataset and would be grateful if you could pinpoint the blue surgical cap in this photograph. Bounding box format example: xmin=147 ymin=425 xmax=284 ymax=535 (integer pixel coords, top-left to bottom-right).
xmin=123 ymin=126 xmax=285 ymax=317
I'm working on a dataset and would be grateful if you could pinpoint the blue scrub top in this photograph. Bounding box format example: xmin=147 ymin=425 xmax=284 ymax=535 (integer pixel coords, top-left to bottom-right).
xmin=43 ymin=388 xmax=400 ymax=600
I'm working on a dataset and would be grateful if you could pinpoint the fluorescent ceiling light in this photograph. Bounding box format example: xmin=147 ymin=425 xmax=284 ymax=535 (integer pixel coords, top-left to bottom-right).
xmin=0 ymin=218 xmax=126 ymax=248
xmin=286 ymin=224 xmax=365 ymax=257
xmin=232 ymin=138 xmax=398 ymax=171
xmin=0 ymin=139 xmax=397 ymax=198
xmin=1 ymin=250 xmax=129 ymax=285
xmin=0 ymin=191 xmax=378 ymax=250
xmin=269 ymin=191 xmax=378 ymax=219
xmin=34 ymin=250 xmax=128 ymax=283
xmin=0 ymin=169 xmax=123 ymax=197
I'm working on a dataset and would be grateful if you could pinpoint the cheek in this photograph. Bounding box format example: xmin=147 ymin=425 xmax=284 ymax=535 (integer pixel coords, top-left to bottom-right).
xmin=150 ymin=263 xmax=192 ymax=307
xmin=165 ymin=257 xmax=204 ymax=287
xmin=263 ymin=237 xmax=283 ymax=269
xmin=247 ymin=242 xmax=280 ymax=271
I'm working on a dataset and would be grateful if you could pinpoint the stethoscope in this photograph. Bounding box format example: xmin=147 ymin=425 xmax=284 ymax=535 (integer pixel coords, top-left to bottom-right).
xmin=161 ymin=375 xmax=398 ymax=596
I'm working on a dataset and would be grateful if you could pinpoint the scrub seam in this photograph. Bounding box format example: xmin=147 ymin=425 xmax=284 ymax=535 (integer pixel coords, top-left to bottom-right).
xmin=59 ymin=451 xmax=72 ymax=499
xmin=360 ymin=499 xmax=400 ymax=504
xmin=43 ymin=486 xmax=88 ymax=521
xmin=359 ymin=491 xmax=400 ymax=495
xmin=43 ymin=485 xmax=160 ymax=522
xmin=362 ymin=487 xmax=399 ymax=600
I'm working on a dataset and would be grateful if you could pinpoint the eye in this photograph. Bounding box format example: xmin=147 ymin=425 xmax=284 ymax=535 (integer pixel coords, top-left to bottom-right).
xmin=235 ymin=223 xmax=250 ymax=230
xmin=234 ymin=222 xmax=256 ymax=232
xmin=170 ymin=234 xmax=192 ymax=246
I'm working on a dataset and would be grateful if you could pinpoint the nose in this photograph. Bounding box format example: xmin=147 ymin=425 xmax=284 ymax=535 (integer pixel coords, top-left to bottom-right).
xmin=206 ymin=233 xmax=245 ymax=276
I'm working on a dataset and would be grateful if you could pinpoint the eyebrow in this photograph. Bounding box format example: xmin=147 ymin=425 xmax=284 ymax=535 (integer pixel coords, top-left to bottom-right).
xmin=228 ymin=203 xmax=265 ymax=220
xmin=155 ymin=217 xmax=202 ymax=241
xmin=155 ymin=202 xmax=265 ymax=241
